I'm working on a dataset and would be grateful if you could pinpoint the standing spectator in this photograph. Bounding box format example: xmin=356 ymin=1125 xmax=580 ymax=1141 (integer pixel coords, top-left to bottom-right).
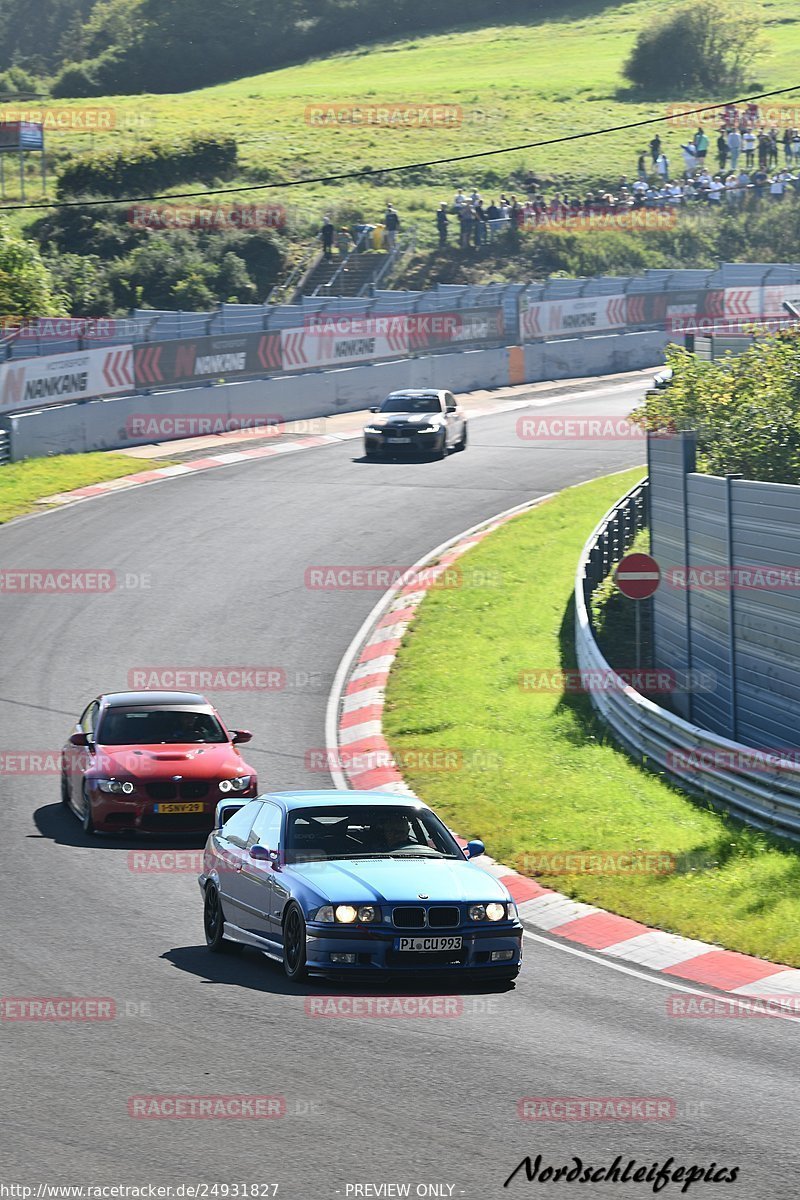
xmin=750 ymin=166 xmax=767 ymax=206
xmin=743 ymin=128 xmax=757 ymax=168
xmin=453 ymin=188 xmax=466 ymax=213
xmin=724 ymin=172 xmax=739 ymax=206
xmin=770 ymin=170 xmax=788 ymax=201
xmin=637 ymin=152 xmax=647 ymax=180
xmin=717 ymin=131 xmax=729 ymax=172
xmin=694 ymin=127 xmax=709 ymax=162
xmin=727 ymin=127 xmax=742 ymax=172
xmin=792 ymin=130 xmax=800 ymax=166
xmin=784 ymin=128 xmax=794 ymax=165
xmin=655 ymin=151 xmax=670 ymax=181
xmin=758 ymin=130 xmax=770 ymax=170
xmin=384 ymin=203 xmax=400 ymax=249
xmin=459 ymin=203 xmax=474 ymax=248
xmin=436 ymin=203 xmax=448 ymax=248
xmin=473 ymin=199 xmax=487 ymax=245
xmin=486 ymin=199 xmax=501 ymax=238
xmin=680 ymin=142 xmax=697 ymax=173
xmin=649 ymin=133 xmax=662 ymax=164
xmin=736 ymin=168 xmax=751 ymax=206
xmin=320 ymin=214 xmax=335 ymax=259
xmin=769 ymin=128 xmax=779 ymax=167
xmin=707 ymin=175 xmax=724 ymax=204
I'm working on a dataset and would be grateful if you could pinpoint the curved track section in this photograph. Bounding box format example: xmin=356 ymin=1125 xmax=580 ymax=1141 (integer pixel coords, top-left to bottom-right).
xmin=0 ymin=382 xmax=794 ymax=1197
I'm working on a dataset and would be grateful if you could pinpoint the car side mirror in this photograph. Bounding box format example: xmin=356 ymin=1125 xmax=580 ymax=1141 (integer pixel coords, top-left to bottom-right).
xmin=69 ymin=732 xmax=90 ymax=747
xmin=369 ymin=406 xmax=379 ymax=413
xmin=446 ymin=404 xmax=457 ymax=413
xmin=465 ymin=839 xmax=485 ymax=859
xmin=231 ymin=729 xmax=252 ymax=744
xmin=250 ymin=844 xmax=281 ymax=869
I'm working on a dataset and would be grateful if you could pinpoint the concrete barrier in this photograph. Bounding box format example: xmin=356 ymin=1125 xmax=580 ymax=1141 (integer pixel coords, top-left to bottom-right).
xmin=5 ymin=336 xmax=666 ymax=462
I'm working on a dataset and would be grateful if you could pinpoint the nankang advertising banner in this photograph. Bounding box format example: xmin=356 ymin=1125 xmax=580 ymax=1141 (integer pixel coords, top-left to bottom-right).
xmin=0 ymin=345 xmax=133 ymax=412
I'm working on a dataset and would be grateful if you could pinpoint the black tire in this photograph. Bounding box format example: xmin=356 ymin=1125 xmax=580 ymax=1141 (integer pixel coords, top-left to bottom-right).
xmin=430 ymin=437 xmax=447 ymax=460
xmin=204 ymin=884 xmax=236 ymax=953
xmin=81 ymin=785 xmax=95 ymax=835
xmin=60 ymin=768 xmax=70 ymax=808
xmin=283 ymin=903 xmax=308 ymax=981
xmin=456 ymin=424 xmax=468 ymax=451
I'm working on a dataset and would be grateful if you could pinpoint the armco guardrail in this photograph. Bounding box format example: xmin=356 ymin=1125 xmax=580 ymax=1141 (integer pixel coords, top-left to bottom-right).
xmin=575 ymin=480 xmax=800 ymax=842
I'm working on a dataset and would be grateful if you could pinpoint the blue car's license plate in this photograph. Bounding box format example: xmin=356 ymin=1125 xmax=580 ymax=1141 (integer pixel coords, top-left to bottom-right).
xmin=386 ymin=437 xmax=411 ymax=444
xmin=396 ymin=936 xmax=462 ymax=952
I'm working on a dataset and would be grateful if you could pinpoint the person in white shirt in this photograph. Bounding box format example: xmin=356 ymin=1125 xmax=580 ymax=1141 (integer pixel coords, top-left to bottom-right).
xmin=770 ymin=171 xmax=787 ymax=200
xmin=707 ymin=176 xmax=724 ymax=203
xmin=670 ymin=182 xmax=683 ymax=204
xmin=453 ymin=189 xmax=466 ymax=212
xmin=743 ymin=130 xmax=757 ymax=168
xmin=724 ymin=172 xmax=739 ymax=205
xmin=727 ymin=129 xmax=742 ymax=171
xmin=655 ymin=152 xmax=669 ymax=180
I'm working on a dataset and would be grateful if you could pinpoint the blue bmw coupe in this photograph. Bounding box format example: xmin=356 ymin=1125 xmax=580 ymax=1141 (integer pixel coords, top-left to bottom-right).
xmin=198 ymin=790 xmax=523 ymax=981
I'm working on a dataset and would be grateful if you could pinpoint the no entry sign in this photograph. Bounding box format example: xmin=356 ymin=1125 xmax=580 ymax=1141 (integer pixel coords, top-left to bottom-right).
xmin=615 ymin=553 xmax=661 ymax=600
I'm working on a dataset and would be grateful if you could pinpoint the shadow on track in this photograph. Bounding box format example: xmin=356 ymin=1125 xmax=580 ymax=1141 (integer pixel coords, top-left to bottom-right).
xmin=162 ymin=943 xmax=516 ymax=998
xmin=32 ymin=801 xmax=207 ymax=851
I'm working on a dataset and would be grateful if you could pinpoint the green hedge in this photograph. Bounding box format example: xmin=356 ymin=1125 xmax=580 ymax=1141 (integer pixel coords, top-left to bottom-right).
xmin=56 ymin=136 xmax=238 ymax=199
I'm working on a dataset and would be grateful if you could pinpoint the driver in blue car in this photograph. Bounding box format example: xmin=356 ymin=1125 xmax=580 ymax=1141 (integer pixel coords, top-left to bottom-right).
xmin=369 ymin=811 xmax=414 ymax=851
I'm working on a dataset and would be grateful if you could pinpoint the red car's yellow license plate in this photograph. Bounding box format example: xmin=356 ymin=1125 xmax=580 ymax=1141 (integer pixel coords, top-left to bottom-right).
xmin=154 ymin=802 xmax=204 ymax=814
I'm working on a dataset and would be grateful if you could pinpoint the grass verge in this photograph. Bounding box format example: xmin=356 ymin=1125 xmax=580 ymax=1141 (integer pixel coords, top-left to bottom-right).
xmin=384 ymin=468 xmax=800 ymax=966
xmin=0 ymin=453 xmax=168 ymax=524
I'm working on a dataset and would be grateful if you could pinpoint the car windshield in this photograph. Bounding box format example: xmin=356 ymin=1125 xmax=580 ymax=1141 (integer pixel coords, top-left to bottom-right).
xmin=284 ymin=805 xmax=462 ymax=862
xmin=97 ymin=708 xmax=228 ymax=745
xmin=380 ymin=395 xmax=442 ymax=414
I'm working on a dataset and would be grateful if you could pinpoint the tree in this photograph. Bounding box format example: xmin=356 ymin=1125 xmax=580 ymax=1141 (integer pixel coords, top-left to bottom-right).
xmin=623 ymin=0 xmax=764 ymax=96
xmin=0 ymin=220 xmax=66 ymax=316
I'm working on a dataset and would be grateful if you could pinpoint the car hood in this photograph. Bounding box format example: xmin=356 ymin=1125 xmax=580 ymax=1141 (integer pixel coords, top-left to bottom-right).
xmin=368 ymin=412 xmax=444 ymax=427
xmin=91 ymin=742 xmax=250 ymax=780
xmin=290 ymin=856 xmax=510 ymax=905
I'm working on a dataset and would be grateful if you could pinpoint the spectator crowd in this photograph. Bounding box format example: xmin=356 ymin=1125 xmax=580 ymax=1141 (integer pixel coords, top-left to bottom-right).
xmin=318 ymin=105 xmax=800 ymax=255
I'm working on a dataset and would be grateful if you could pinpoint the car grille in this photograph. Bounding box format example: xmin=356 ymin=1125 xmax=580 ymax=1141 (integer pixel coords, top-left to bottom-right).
xmin=392 ymin=906 xmax=461 ymax=928
xmin=146 ymin=781 xmax=210 ymax=801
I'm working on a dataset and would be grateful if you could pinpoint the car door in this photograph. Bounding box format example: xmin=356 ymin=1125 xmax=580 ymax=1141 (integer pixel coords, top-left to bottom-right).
xmin=214 ymin=801 xmax=261 ymax=928
xmin=443 ymin=391 xmax=462 ymax=446
xmin=69 ymin=700 xmax=99 ymax=807
xmin=238 ymin=801 xmax=284 ymax=944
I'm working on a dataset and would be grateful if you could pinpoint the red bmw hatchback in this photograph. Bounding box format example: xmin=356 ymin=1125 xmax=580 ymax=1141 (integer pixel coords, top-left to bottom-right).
xmin=60 ymin=690 xmax=258 ymax=834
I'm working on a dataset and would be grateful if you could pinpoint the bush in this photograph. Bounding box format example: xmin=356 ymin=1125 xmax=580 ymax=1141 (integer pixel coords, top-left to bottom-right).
xmin=50 ymin=60 xmax=102 ymax=98
xmin=56 ymin=135 xmax=238 ymax=198
xmin=630 ymin=335 xmax=800 ymax=483
xmin=623 ymin=0 xmax=764 ymax=96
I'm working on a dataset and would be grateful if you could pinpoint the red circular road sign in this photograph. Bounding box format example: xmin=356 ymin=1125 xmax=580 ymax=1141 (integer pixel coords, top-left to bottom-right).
xmin=615 ymin=552 xmax=661 ymax=600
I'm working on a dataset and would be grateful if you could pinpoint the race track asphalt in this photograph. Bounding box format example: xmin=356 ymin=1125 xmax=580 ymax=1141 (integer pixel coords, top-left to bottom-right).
xmin=0 ymin=381 xmax=795 ymax=1198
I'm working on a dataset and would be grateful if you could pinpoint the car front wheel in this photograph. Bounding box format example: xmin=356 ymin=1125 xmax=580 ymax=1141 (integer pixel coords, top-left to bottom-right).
xmin=456 ymin=424 xmax=468 ymax=451
xmin=81 ymin=785 xmax=95 ymax=835
xmin=283 ymin=903 xmax=308 ymax=981
xmin=204 ymin=884 xmax=236 ymax=953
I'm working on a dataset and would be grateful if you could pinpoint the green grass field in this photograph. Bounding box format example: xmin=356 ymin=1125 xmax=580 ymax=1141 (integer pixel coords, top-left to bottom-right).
xmin=8 ymin=0 xmax=800 ymax=240
xmin=383 ymin=469 xmax=800 ymax=967
xmin=0 ymin=453 xmax=166 ymax=523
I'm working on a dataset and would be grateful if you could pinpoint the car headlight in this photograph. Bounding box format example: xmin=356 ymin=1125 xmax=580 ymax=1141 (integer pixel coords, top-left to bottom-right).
xmin=364 ymin=425 xmax=383 ymax=435
xmin=96 ymin=778 xmax=135 ymax=795
xmin=219 ymin=776 xmax=251 ymax=793
xmin=469 ymin=902 xmax=508 ymax=922
xmin=485 ymin=902 xmax=506 ymax=922
xmin=314 ymin=905 xmax=335 ymax=923
xmin=416 ymin=423 xmax=442 ymax=433
xmin=332 ymin=904 xmax=380 ymax=924
xmin=468 ymin=904 xmax=486 ymax=921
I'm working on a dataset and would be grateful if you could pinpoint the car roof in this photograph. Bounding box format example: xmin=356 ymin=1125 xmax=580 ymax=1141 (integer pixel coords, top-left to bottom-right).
xmin=101 ymin=691 xmax=210 ymax=708
xmin=255 ymin=790 xmax=430 ymax=812
xmin=385 ymin=389 xmax=443 ymax=398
